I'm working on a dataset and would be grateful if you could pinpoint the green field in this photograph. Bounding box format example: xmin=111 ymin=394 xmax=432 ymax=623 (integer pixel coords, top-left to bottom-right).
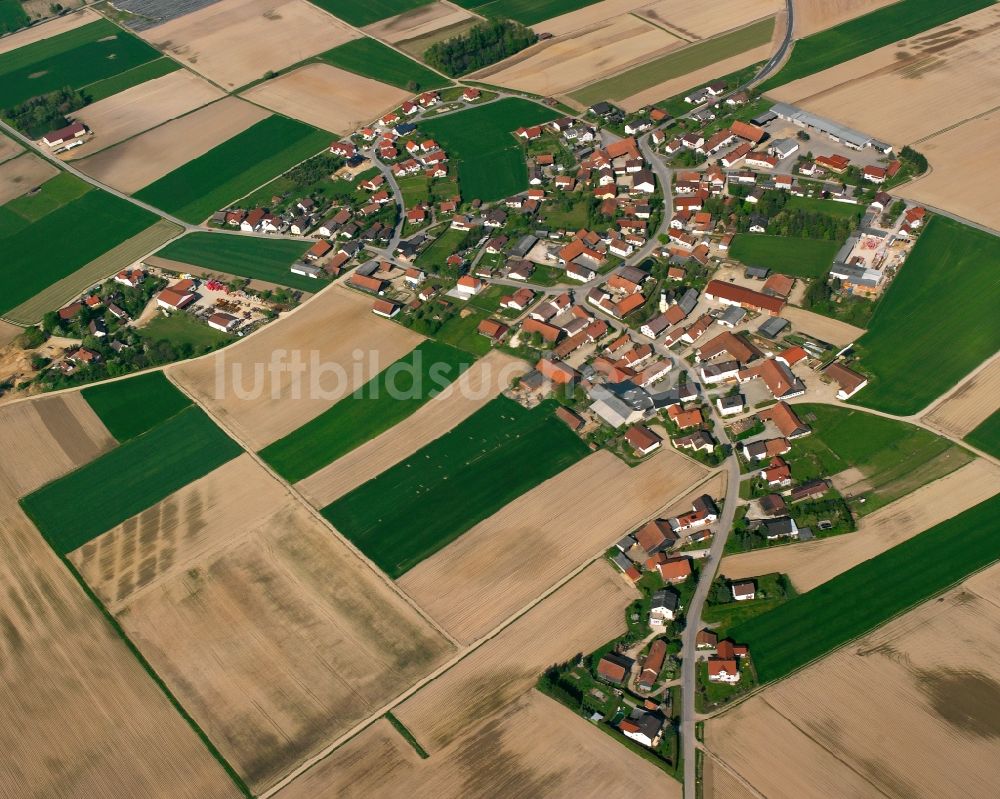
xmin=730 ymin=493 xmax=1000 ymax=683
xmin=788 ymin=404 xmax=970 ymax=514
xmin=851 ymin=216 xmax=1000 ymax=414
xmin=82 ymin=57 xmax=180 ymax=103
xmin=965 ymin=409 xmax=1000 ymax=459
xmin=156 ymin=232 xmax=318 ymax=292
xmin=21 ymin=405 xmax=243 ymax=555
xmin=319 ymin=38 xmax=449 ymax=91
xmin=138 ymin=312 xmax=234 ymax=349
xmin=419 ymin=98 xmax=557 ymax=201
xmin=571 ymin=17 xmax=774 ymax=106
xmin=729 ymin=235 xmax=839 ymax=278
xmin=785 ymin=196 xmax=864 ymax=220
xmin=760 ymin=0 xmax=994 ymax=91
xmin=455 ymin=0 xmax=601 ymax=26
xmin=261 ymin=341 xmax=473 ymax=481
xmin=0 ymin=18 xmax=163 ymax=108
xmin=134 ymin=115 xmax=331 ymax=223
xmin=0 ymin=0 xmax=28 ymax=35
xmin=323 ymin=396 xmax=590 ymax=577
xmin=415 ymin=226 xmax=468 ymax=269
xmin=0 ymin=173 xmax=159 ymax=316
xmin=82 ymin=371 xmax=192 ymax=443
xmin=306 ymin=0 xmax=433 ymax=26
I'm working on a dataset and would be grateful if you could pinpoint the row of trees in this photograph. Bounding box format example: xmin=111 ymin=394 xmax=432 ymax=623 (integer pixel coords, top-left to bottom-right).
xmin=424 ymin=19 xmax=537 ymax=76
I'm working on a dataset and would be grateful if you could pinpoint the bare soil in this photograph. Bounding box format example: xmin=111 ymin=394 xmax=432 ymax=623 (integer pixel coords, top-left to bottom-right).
xmin=399 ymin=448 xmax=708 ymax=643
xmin=77 ymin=96 xmax=270 ymax=193
xmin=792 ymin=0 xmax=899 ymax=37
xmin=782 ymin=305 xmax=866 ymax=347
xmin=0 ymin=135 xmax=22 ymax=165
xmin=0 ymin=152 xmax=59 ymax=205
xmin=71 ymin=453 xmax=453 ymax=793
xmin=297 ymin=350 xmax=529 ymax=507
xmin=363 ymin=1 xmax=476 ymax=43
xmin=170 ymin=285 xmax=423 ymax=451
xmin=241 ymin=63 xmax=410 ymax=136
xmin=638 ymin=0 xmax=783 ymax=40
xmin=140 ymin=0 xmax=357 ymax=89
xmin=923 ymin=355 xmax=1000 ymax=437
xmin=66 ymin=69 xmax=225 ymax=161
xmin=720 ymin=458 xmax=1000 ymax=591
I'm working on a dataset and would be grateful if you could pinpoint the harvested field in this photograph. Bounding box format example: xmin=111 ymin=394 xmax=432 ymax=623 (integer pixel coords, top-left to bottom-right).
xmin=0 ymin=133 xmax=20 ymax=163
xmin=0 ymin=6 xmax=97 ymax=56
xmin=707 ymin=567 xmax=1000 ymax=798
xmin=66 ymin=69 xmax=225 ymax=160
xmin=364 ymin=1 xmax=476 ymax=43
xmin=474 ymin=15 xmax=682 ymax=97
xmin=71 ymin=454 xmax=453 ymax=794
xmin=77 ymin=97 xmax=269 ymax=194
xmin=637 ymin=0 xmax=783 ymax=40
xmin=769 ymin=6 xmax=1000 ymax=144
xmin=0 ymin=153 xmax=58 ymax=205
xmin=720 ymin=457 xmax=1000 ymax=592
xmin=395 ymin=560 xmax=636 ymax=750
xmin=704 ymin=755 xmax=750 ymax=799
xmin=399 ymin=448 xmax=707 ymax=643
xmin=0 ymin=399 xmax=244 ymax=799
xmin=276 ymin=691 xmax=680 ymax=799
xmin=904 ymin=111 xmax=1000 ymax=230
xmin=923 ymin=355 xmax=1000 ymax=438
xmin=793 ymin=0 xmax=899 ymax=37
xmin=782 ymin=304 xmax=865 ymax=347
xmin=141 ymin=0 xmax=356 ymax=89
xmin=296 ymin=350 xmax=527 ymax=505
xmin=170 ymin=285 xmax=422 ymax=451
xmin=241 ymin=63 xmax=410 ymax=135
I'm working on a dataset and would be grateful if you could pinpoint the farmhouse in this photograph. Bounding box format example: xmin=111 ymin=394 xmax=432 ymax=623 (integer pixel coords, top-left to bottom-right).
xmin=620 ymin=709 xmax=664 ymax=747
xmin=477 ymin=319 xmax=508 ymax=342
xmin=207 ymin=312 xmax=238 ymax=332
xmin=637 ymin=640 xmax=667 ymax=692
xmin=597 ymin=653 xmax=632 ymax=685
xmin=825 ymin=362 xmax=869 ymax=399
xmin=156 ymin=280 xmax=196 ymax=311
xmin=704 ymin=280 xmax=784 ymax=315
xmin=759 ymin=402 xmax=810 ymax=438
xmin=708 ymin=658 xmax=740 ymax=684
xmin=625 ymin=425 xmax=661 ymax=456
xmin=42 ymin=121 xmax=87 ymax=147
xmin=738 ymin=359 xmax=805 ymax=400
xmin=372 ymin=299 xmax=400 ymax=319
xmin=649 ymin=589 xmax=680 ymax=628
xmin=655 ymin=556 xmax=692 ymax=584
xmin=731 ymin=581 xmax=756 ymax=601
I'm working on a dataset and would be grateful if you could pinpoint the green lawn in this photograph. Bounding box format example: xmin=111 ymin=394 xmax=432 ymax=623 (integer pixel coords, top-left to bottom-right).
xmin=156 ymin=232 xmax=318 ymax=292
xmin=138 ymin=312 xmax=234 ymax=349
xmin=21 ymin=405 xmax=243 ymax=555
xmin=702 ymin=574 xmax=794 ymax=638
xmin=571 ymin=18 xmax=774 ymax=106
xmin=456 ymin=0 xmax=601 ymax=26
xmin=322 ymin=396 xmax=590 ymax=577
xmin=789 ymin=404 xmax=970 ymax=514
xmin=965 ymin=409 xmax=1000 ymax=459
xmin=0 ymin=0 xmax=28 ymax=35
xmin=851 ymin=216 xmax=1000 ymax=414
xmin=0 ymin=175 xmax=159 ymax=316
xmin=415 ymin=226 xmax=469 ymax=269
xmin=539 ymin=196 xmax=590 ymax=230
xmin=306 ymin=0 xmax=433 ymax=26
xmin=785 ymin=196 xmax=864 ymax=220
xmin=0 ymin=18 xmax=163 ymax=108
xmin=760 ymin=0 xmax=994 ymax=91
xmin=397 ymin=174 xmax=432 ymax=207
xmin=433 ymin=307 xmax=493 ymax=356
xmin=419 ymin=99 xmax=558 ymax=201
xmin=730 ymin=493 xmax=1000 ymax=683
xmin=319 ymin=38 xmax=449 ymax=91
xmin=134 ymin=115 xmax=331 ymax=223
xmin=82 ymin=57 xmax=180 ymax=103
xmin=729 ymin=235 xmax=839 ymax=278
xmin=82 ymin=371 xmax=192 ymax=443
xmin=260 ymin=341 xmax=474 ymax=482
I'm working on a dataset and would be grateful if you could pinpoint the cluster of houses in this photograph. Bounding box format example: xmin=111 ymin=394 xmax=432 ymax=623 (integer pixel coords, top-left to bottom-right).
xmin=696 ymin=630 xmax=751 ymax=684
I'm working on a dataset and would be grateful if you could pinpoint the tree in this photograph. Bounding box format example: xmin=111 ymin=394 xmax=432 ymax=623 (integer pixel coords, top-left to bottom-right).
xmin=17 ymin=326 xmax=45 ymax=349
xmin=424 ymin=19 xmax=538 ymax=76
xmin=796 ymin=130 xmax=810 ymax=141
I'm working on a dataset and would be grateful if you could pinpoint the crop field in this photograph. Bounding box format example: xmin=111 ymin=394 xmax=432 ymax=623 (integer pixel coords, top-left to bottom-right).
xmin=787 ymin=403 xmax=971 ymax=513
xmin=0 ymin=397 xmax=243 ymax=799
xmin=0 ymin=152 xmax=58 ymax=205
xmin=323 ymin=396 xmax=590 ymax=577
xmin=82 ymin=371 xmax=192 ymax=443
xmin=636 ymin=0 xmax=782 ymax=40
xmin=570 ymin=17 xmax=775 ymax=107
xmin=81 ymin=56 xmax=180 ymax=104
xmin=0 ymin=17 xmax=162 ymax=108
xmin=308 ymin=0 xmax=434 ymax=26
xmin=0 ymin=131 xmax=20 ymax=162
xmin=22 ymin=405 xmax=243 ymax=554
xmin=923 ymin=356 xmax=1000 ymax=438
xmin=720 ymin=457 xmax=1000 ymax=592
xmin=708 ymin=562 xmax=1000 ymax=799
xmin=261 ymin=341 xmax=474 ymax=482
xmin=134 ymin=115 xmax=331 ymax=223
xmin=0 ymin=174 xmax=160 ymax=317
xmin=364 ymin=1 xmax=476 ymax=48
xmin=793 ymin=0 xmax=899 ymax=37
xmin=69 ymin=453 xmax=453 ymax=794
xmin=0 ymin=7 xmax=97 ymax=57
xmin=318 ymin=36 xmax=449 ymax=90
xmin=966 ymin=409 xmax=1000 ymax=459
xmin=156 ymin=232 xmax=318 ymax=292
xmin=729 ymin=492 xmax=1000 ymax=682
xmin=769 ymin=6 xmax=1000 ymax=145
xmin=852 ymin=216 xmax=1000 ymax=415
xmin=759 ymin=0 xmax=995 ymax=90
xmin=419 ymin=98 xmax=557 ymax=201
xmin=140 ymin=0 xmax=356 ymax=90
xmin=170 ymin=285 xmax=423 ymax=450
xmin=399 ymin=448 xmax=708 ymax=643
xmin=729 ymin=234 xmax=838 ymax=278
xmin=66 ymin=69 xmax=225 ymax=160
xmin=456 ymin=0 xmax=601 ymax=26
xmin=297 ymin=351 xmax=528 ymax=506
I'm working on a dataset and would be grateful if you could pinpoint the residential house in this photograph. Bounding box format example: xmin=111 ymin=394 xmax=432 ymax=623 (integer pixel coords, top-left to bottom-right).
xmin=649 ymin=589 xmax=680 ymax=628
xmin=731 ymin=581 xmax=756 ymax=601
xmin=824 ymin=362 xmax=869 ymax=399
xmin=708 ymin=658 xmax=740 ymax=684
xmin=625 ymin=425 xmax=662 ymax=455
xmin=637 ymin=640 xmax=667 ymax=691
xmin=597 ymin=653 xmax=632 ymax=685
